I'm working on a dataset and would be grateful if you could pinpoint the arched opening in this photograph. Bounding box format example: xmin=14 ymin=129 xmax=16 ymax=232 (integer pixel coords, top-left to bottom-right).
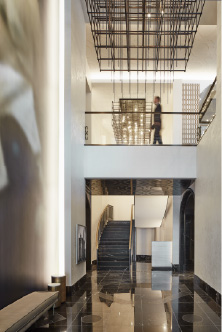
xmin=179 ymin=189 xmax=195 ymax=272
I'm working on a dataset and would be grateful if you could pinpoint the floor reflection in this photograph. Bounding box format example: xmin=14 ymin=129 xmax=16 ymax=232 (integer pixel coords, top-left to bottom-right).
xmin=30 ymin=263 xmax=221 ymax=332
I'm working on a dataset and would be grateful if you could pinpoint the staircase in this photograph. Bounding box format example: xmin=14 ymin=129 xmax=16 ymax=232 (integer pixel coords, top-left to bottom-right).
xmin=97 ymin=220 xmax=130 ymax=270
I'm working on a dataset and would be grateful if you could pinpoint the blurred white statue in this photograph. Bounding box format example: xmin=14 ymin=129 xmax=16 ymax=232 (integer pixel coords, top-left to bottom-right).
xmin=0 ymin=0 xmax=42 ymax=84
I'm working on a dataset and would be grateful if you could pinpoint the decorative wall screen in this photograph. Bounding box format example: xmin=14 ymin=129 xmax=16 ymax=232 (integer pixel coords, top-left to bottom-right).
xmin=182 ymin=84 xmax=199 ymax=145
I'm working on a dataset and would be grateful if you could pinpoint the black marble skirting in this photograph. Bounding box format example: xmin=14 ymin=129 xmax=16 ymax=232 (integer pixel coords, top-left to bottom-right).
xmin=66 ymin=274 xmax=87 ymax=296
xmin=152 ymin=266 xmax=172 ymax=271
xmin=136 ymin=255 xmax=152 ymax=263
xmin=194 ymin=274 xmax=221 ymax=306
xmin=172 ymin=264 xmax=180 ymax=272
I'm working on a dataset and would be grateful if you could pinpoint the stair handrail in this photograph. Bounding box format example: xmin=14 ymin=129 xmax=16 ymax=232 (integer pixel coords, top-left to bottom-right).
xmin=96 ymin=204 xmax=113 ymax=249
xmin=129 ymin=204 xmax=134 ymax=250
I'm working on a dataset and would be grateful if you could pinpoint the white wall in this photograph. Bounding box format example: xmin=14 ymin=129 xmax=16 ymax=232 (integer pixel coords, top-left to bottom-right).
xmin=65 ymin=0 xmax=86 ymax=286
xmin=91 ymin=195 xmax=134 ymax=262
xmin=194 ymin=2 xmax=221 ymax=293
xmin=137 ymin=228 xmax=155 ymax=256
xmin=84 ymin=145 xmax=197 ymax=179
xmin=195 ymin=114 xmax=221 ymax=292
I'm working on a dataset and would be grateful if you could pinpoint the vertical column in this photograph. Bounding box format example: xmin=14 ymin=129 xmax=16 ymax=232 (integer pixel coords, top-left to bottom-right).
xmin=64 ymin=0 xmax=72 ymax=285
xmin=71 ymin=0 xmax=86 ymax=285
xmin=217 ymin=1 xmax=221 ymax=121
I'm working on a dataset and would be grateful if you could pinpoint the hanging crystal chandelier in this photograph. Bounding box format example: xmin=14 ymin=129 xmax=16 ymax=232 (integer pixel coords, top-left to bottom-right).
xmin=112 ymin=99 xmax=152 ymax=144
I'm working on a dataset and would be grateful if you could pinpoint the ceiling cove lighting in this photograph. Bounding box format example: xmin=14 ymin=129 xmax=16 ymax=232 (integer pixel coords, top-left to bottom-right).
xmin=85 ymin=0 xmax=205 ymax=74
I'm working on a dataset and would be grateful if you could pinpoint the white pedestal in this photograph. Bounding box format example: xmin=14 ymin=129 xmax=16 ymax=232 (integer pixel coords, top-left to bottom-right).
xmin=152 ymin=241 xmax=172 ymax=269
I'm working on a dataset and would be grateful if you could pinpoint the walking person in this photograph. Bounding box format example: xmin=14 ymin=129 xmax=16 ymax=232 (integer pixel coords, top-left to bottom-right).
xmin=151 ymin=96 xmax=163 ymax=145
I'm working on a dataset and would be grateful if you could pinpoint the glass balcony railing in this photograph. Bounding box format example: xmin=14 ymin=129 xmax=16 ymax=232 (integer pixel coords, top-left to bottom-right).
xmin=198 ymin=77 xmax=217 ymax=142
xmin=85 ymin=78 xmax=217 ymax=146
xmin=85 ymin=112 xmax=200 ymax=146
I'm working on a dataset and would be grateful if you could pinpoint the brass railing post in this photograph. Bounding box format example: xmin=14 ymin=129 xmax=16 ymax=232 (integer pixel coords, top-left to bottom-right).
xmin=96 ymin=204 xmax=114 ymax=251
xmin=129 ymin=204 xmax=134 ymax=264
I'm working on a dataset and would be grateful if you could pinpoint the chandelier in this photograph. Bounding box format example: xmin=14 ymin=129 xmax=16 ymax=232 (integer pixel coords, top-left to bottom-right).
xmin=112 ymin=99 xmax=152 ymax=144
xmin=85 ymin=0 xmax=205 ymax=73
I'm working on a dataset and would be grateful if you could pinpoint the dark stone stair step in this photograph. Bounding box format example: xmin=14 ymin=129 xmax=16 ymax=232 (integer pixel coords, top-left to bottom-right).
xmin=99 ymin=246 xmax=129 ymax=249
xmin=108 ymin=220 xmax=130 ymax=223
xmin=98 ymin=261 xmax=129 ymax=267
xmin=98 ymin=257 xmax=129 ymax=262
xmin=103 ymin=226 xmax=130 ymax=228
xmin=101 ymin=236 xmax=129 ymax=240
xmin=99 ymin=244 xmax=129 ymax=247
xmin=97 ymin=266 xmax=129 ymax=271
xmin=98 ymin=250 xmax=129 ymax=255
xmin=102 ymin=230 xmax=129 ymax=233
xmin=100 ymin=239 xmax=129 ymax=242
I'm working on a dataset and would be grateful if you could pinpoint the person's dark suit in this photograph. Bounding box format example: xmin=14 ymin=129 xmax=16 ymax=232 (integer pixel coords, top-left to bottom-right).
xmin=152 ymin=103 xmax=163 ymax=144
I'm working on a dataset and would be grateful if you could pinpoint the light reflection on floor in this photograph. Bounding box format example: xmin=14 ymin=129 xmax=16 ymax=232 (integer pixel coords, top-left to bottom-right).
xmin=30 ymin=263 xmax=221 ymax=332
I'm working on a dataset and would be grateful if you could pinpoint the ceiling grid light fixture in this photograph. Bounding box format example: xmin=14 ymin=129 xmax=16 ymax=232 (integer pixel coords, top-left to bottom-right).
xmin=85 ymin=0 xmax=205 ymax=74
xmin=85 ymin=0 xmax=205 ymax=144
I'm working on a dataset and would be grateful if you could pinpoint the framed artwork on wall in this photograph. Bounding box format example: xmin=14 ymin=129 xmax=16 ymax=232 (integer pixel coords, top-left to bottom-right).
xmin=76 ymin=224 xmax=87 ymax=264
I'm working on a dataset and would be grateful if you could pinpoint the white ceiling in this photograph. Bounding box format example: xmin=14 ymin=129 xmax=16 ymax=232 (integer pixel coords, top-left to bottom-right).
xmin=200 ymin=1 xmax=217 ymax=25
xmin=135 ymin=196 xmax=168 ymax=228
xmin=85 ymin=1 xmax=217 ymax=83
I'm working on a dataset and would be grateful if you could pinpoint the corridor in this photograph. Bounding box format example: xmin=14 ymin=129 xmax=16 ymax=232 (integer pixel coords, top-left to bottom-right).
xmin=31 ymin=263 xmax=221 ymax=332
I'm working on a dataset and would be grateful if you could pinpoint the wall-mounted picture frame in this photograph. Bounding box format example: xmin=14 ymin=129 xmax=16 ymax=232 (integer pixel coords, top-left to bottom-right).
xmin=76 ymin=224 xmax=87 ymax=264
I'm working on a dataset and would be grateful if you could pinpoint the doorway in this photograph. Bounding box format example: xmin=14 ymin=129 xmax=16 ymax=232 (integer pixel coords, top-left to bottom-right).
xmin=179 ymin=189 xmax=195 ymax=272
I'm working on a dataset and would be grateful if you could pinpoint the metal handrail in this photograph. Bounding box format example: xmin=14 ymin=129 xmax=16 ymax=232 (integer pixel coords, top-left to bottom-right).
xmin=199 ymin=77 xmax=217 ymax=118
xmin=129 ymin=204 xmax=134 ymax=250
xmin=96 ymin=204 xmax=113 ymax=249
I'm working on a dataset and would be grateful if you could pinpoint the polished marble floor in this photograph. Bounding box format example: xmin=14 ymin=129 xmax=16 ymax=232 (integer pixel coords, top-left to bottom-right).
xmin=30 ymin=263 xmax=221 ymax=332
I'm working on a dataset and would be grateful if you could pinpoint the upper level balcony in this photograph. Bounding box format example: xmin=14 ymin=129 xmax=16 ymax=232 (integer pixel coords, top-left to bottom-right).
xmin=84 ymin=79 xmax=217 ymax=180
xmin=85 ymin=79 xmax=216 ymax=146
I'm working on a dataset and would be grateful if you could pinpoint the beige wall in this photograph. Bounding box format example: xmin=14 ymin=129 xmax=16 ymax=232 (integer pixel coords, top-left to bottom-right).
xmin=137 ymin=228 xmax=155 ymax=256
xmin=155 ymin=196 xmax=173 ymax=242
xmin=135 ymin=196 xmax=168 ymax=228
